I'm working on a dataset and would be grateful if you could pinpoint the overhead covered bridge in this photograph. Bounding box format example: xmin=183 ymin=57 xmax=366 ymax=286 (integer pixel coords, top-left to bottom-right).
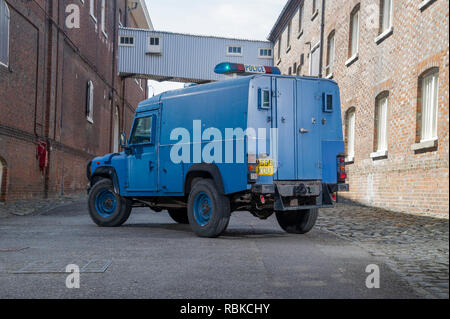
xmin=118 ymin=27 xmax=274 ymax=83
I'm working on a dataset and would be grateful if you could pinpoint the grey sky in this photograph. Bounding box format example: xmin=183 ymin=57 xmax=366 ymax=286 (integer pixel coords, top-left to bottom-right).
xmin=144 ymin=0 xmax=286 ymax=95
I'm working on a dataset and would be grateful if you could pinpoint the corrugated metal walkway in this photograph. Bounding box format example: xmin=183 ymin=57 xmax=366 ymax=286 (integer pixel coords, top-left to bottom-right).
xmin=118 ymin=27 xmax=274 ymax=83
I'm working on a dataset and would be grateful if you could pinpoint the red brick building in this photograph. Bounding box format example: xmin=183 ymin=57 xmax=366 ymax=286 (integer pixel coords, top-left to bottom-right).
xmin=270 ymin=0 xmax=449 ymax=215
xmin=0 ymin=0 xmax=152 ymax=201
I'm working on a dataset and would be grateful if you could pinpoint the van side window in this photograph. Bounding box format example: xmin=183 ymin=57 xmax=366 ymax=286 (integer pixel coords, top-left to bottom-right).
xmin=258 ymin=89 xmax=271 ymax=109
xmin=323 ymin=93 xmax=333 ymax=112
xmin=130 ymin=116 xmax=153 ymax=145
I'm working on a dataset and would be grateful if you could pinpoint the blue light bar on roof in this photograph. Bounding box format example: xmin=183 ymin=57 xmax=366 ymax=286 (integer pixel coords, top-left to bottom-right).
xmin=214 ymin=62 xmax=281 ymax=76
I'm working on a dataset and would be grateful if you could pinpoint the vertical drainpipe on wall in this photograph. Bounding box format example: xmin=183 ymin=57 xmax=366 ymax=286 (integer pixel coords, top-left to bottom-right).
xmin=43 ymin=0 xmax=54 ymax=199
xmin=109 ymin=0 xmax=118 ymax=153
xmin=59 ymin=0 xmax=66 ymax=196
xmin=122 ymin=0 xmax=129 ymax=135
xmin=318 ymin=0 xmax=326 ymax=78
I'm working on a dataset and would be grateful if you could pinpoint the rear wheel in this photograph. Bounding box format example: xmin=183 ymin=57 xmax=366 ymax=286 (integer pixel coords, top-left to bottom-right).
xmin=167 ymin=209 xmax=189 ymax=224
xmin=275 ymin=209 xmax=319 ymax=234
xmin=88 ymin=179 xmax=132 ymax=227
xmin=187 ymin=179 xmax=230 ymax=238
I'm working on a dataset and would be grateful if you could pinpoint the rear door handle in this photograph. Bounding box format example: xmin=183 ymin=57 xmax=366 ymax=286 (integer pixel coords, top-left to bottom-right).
xmin=300 ymin=128 xmax=310 ymax=134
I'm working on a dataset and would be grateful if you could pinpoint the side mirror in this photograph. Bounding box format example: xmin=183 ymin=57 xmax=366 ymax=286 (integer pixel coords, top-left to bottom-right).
xmin=120 ymin=132 xmax=128 ymax=149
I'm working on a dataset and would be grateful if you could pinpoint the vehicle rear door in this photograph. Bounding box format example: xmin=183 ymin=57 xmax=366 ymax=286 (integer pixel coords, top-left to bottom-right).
xmin=296 ymin=79 xmax=321 ymax=180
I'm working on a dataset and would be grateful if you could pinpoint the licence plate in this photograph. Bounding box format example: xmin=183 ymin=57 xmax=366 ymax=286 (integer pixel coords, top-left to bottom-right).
xmin=256 ymin=159 xmax=274 ymax=176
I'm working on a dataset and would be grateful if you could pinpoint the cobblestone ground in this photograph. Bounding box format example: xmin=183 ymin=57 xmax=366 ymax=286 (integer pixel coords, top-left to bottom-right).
xmin=0 ymin=194 xmax=88 ymax=219
xmin=318 ymin=204 xmax=449 ymax=299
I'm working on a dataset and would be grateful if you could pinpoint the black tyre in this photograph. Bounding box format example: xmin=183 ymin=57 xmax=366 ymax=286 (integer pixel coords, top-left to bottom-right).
xmin=275 ymin=209 xmax=319 ymax=234
xmin=88 ymin=179 xmax=132 ymax=227
xmin=167 ymin=208 xmax=189 ymax=224
xmin=187 ymin=179 xmax=231 ymax=238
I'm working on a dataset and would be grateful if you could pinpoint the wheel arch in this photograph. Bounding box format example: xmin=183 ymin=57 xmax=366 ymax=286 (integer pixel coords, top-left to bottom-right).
xmin=184 ymin=164 xmax=225 ymax=196
xmin=91 ymin=166 xmax=120 ymax=194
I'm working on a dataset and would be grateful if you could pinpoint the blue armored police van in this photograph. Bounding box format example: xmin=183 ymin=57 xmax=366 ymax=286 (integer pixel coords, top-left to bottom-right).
xmin=87 ymin=72 xmax=349 ymax=238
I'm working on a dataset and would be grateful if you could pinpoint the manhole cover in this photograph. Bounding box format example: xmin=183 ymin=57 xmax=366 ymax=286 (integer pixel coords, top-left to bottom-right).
xmin=13 ymin=260 xmax=112 ymax=274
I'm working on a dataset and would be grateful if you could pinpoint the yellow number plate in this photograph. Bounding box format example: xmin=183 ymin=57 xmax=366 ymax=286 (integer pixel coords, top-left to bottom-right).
xmin=256 ymin=159 xmax=274 ymax=176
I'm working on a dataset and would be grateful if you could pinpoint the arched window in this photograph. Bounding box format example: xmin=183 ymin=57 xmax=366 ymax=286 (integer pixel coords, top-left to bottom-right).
xmin=0 ymin=160 xmax=3 ymax=194
xmin=0 ymin=0 xmax=10 ymax=67
xmin=0 ymin=157 xmax=6 ymax=201
xmin=418 ymin=68 xmax=439 ymax=142
xmin=345 ymin=108 xmax=356 ymax=161
xmin=113 ymin=107 xmax=120 ymax=153
xmin=374 ymin=92 xmax=389 ymax=153
xmin=349 ymin=5 xmax=360 ymax=59
xmin=379 ymin=0 xmax=393 ymax=34
xmin=326 ymin=30 xmax=335 ymax=77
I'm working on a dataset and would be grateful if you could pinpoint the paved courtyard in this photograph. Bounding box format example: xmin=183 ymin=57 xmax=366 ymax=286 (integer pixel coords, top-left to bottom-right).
xmin=0 ymin=197 xmax=448 ymax=299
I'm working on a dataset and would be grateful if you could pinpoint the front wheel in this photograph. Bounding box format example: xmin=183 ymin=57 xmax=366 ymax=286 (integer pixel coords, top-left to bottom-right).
xmin=187 ymin=179 xmax=231 ymax=238
xmin=88 ymin=179 xmax=132 ymax=227
xmin=276 ymin=209 xmax=319 ymax=234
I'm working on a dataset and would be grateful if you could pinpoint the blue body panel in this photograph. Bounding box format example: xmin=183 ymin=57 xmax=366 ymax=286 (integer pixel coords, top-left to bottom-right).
xmin=90 ymin=75 xmax=344 ymax=197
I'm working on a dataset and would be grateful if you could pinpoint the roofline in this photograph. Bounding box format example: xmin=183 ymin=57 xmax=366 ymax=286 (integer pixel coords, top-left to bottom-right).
xmin=267 ymin=0 xmax=302 ymax=42
xmin=119 ymin=27 xmax=272 ymax=44
xmin=137 ymin=74 xmax=337 ymax=111
xmin=130 ymin=0 xmax=154 ymax=30
xmin=140 ymin=0 xmax=154 ymax=30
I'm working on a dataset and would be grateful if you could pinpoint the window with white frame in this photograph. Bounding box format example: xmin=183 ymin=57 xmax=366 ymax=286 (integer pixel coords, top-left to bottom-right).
xmin=349 ymin=6 xmax=360 ymax=58
xmin=310 ymin=43 xmax=320 ymax=77
xmin=90 ymin=0 xmax=97 ymax=21
xmin=101 ymin=0 xmax=107 ymax=36
xmin=113 ymin=107 xmax=120 ymax=153
xmin=375 ymin=93 xmax=389 ymax=152
xmin=0 ymin=0 xmax=10 ymax=67
xmin=312 ymin=0 xmax=318 ymax=14
xmin=298 ymin=3 xmax=304 ymax=33
xmin=277 ymin=36 xmax=282 ymax=60
xmin=147 ymin=36 xmax=161 ymax=54
xmin=0 ymin=160 xmax=3 ymax=195
xmin=86 ymin=80 xmax=94 ymax=123
xmin=227 ymin=46 xmax=242 ymax=56
xmin=119 ymin=36 xmax=134 ymax=46
xmin=326 ymin=31 xmax=335 ymax=77
xmin=286 ymin=21 xmax=291 ymax=49
xmin=380 ymin=0 xmax=393 ymax=34
xmin=118 ymin=9 xmax=123 ymax=27
xmin=346 ymin=109 xmax=356 ymax=161
xmin=420 ymin=69 xmax=439 ymax=142
xmin=258 ymin=48 xmax=273 ymax=58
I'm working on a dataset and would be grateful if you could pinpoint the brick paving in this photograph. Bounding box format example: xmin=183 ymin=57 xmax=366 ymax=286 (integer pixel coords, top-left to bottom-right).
xmin=318 ymin=204 xmax=449 ymax=299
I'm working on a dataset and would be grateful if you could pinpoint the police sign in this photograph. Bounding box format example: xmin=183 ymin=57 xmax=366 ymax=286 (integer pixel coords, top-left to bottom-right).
xmin=244 ymin=65 xmax=266 ymax=74
xmin=214 ymin=62 xmax=281 ymax=75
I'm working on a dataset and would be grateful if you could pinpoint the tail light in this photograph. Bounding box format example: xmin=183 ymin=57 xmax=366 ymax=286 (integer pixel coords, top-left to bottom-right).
xmin=248 ymin=153 xmax=257 ymax=183
xmin=337 ymin=154 xmax=346 ymax=183
xmin=331 ymin=193 xmax=337 ymax=202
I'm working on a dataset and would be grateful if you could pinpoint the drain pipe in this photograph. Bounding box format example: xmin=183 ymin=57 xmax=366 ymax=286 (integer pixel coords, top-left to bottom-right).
xmin=318 ymin=0 xmax=326 ymax=78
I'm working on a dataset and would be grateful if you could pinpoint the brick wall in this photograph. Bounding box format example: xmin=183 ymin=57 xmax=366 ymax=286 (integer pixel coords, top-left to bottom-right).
xmin=0 ymin=0 xmax=148 ymax=201
xmin=272 ymin=0 xmax=449 ymax=215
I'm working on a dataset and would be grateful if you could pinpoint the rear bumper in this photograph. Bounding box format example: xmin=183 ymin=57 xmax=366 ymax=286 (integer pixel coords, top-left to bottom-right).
xmin=251 ymin=181 xmax=349 ymax=212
